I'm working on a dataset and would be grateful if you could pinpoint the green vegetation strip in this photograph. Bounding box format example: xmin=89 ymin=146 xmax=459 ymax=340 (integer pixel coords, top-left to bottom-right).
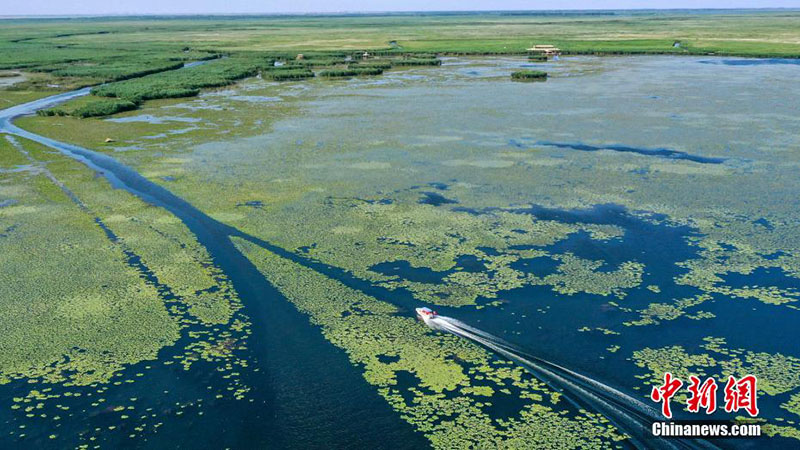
xmin=92 ymin=57 xmax=272 ymax=103
xmin=511 ymin=70 xmax=548 ymax=81
xmin=38 ymin=98 xmax=138 ymax=118
xmin=290 ymin=58 xmax=348 ymax=67
xmin=31 ymin=59 xmax=186 ymax=83
xmin=263 ymin=68 xmax=315 ymax=81
xmin=318 ymin=67 xmax=384 ymax=77
xmin=38 ymin=56 xmax=296 ymax=117
xmin=392 ymin=58 xmax=442 ymax=66
xmin=350 ymin=61 xmax=393 ymax=69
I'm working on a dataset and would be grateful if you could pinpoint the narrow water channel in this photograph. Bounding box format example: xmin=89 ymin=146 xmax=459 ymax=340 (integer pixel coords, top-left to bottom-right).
xmin=0 ymin=85 xmax=427 ymax=449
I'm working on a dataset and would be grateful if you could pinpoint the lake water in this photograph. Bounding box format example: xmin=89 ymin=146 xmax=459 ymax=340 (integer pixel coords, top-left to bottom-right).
xmin=4 ymin=55 xmax=800 ymax=448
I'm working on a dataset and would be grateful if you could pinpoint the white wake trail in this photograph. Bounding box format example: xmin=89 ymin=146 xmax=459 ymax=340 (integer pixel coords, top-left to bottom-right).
xmin=427 ymin=315 xmax=718 ymax=450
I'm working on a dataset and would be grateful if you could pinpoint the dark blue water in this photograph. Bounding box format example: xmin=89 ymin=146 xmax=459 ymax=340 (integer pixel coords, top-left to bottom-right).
xmin=418 ymin=191 xmax=458 ymax=205
xmin=375 ymin=201 xmax=800 ymax=449
xmin=723 ymin=267 xmax=800 ymax=291
xmin=371 ymin=254 xmax=486 ymax=283
xmin=509 ymin=139 xmax=726 ymax=164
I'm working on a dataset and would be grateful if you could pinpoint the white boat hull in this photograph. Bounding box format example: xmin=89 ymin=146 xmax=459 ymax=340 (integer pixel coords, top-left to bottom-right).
xmin=415 ymin=307 xmax=436 ymax=325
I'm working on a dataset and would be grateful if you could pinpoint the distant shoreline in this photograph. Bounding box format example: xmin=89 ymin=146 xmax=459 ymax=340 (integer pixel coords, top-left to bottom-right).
xmin=2 ymin=8 xmax=799 ymax=21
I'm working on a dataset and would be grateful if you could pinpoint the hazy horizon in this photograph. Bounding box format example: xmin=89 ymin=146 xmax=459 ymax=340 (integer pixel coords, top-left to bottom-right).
xmin=4 ymin=1 xmax=800 ymax=17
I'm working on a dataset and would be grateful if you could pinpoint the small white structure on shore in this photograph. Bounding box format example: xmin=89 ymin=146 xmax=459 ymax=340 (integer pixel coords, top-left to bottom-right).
xmin=527 ymin=44 xmax=561 ymax=56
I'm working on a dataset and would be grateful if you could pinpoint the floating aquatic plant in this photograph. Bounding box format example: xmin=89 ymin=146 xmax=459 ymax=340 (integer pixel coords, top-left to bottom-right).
xmin=232 ymin=237 xmax=626 ymax=448
xmin=0 ymin=142 xmax=180 ymax=386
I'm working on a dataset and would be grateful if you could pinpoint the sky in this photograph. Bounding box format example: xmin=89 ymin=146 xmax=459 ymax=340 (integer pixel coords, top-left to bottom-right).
xmin=4 ymin=0 xmax=800 ymax=16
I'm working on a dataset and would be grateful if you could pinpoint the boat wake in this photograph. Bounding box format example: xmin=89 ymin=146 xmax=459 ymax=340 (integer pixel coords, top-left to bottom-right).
xmin=426 ymin=315 xmax=718 ymax=450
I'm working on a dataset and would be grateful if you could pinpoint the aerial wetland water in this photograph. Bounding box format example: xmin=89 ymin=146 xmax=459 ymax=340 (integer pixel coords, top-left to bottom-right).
xmin=2 ymin=55 xmax=800 ymax=448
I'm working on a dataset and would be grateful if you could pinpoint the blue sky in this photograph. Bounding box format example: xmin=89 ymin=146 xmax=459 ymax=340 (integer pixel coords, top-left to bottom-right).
xmin=5 ymin=1 xmax=800 ymax=16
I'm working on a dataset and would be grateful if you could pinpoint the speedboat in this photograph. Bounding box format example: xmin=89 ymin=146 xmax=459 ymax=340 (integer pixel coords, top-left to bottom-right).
xmin=415 ymin=307 xmax=437 ymax=324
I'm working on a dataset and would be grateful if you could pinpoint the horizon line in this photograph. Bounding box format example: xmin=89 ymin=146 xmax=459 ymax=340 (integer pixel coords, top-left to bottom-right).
xmin=2 ymin=7 xmax=799 ymax=20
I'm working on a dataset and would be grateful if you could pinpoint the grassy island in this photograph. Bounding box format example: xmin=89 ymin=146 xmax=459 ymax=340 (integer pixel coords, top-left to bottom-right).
xmin=319 ymin=67 xmax=385 ymax=77
xmin=511 ymin=70 xmax=548 ymax=81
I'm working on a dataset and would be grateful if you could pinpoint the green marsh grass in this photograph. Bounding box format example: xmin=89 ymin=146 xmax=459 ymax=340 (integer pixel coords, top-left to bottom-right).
xmin=71 ymin=99 xmax=139 ymax=118
xmin=392 ymin=58 xmax=442 ymax=66
xmin=3 ymin=12 xmax=800 ymax=118
xmin=291 ymin=58 xmax=349 ymax=67
xmin=349 ymin=60 xmax=393 ymax=70
xmin=511 ymin=70 xmax=548 ymax=81
xmin=92 ymin=57 xmax=269 ymax=103
xmin=318 ymin=67 xmax=384 ymax=77
xmin=262 ymin=68 xmax=315 ymax=81
xmin=32 ymin=60 xmax=186 ymax=82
